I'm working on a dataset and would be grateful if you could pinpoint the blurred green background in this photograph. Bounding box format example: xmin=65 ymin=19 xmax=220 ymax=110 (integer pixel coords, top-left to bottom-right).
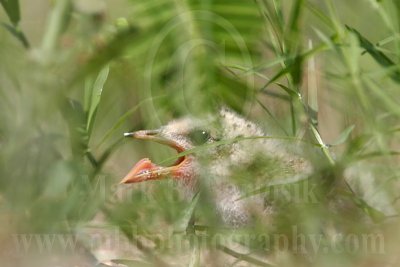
xmin=1 ymin=0 xmax=400 ymax=266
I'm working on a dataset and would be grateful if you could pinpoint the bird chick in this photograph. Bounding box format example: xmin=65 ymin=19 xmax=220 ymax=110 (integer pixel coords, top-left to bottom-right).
xmin=120 ymin=108 xmax=313 ymax=226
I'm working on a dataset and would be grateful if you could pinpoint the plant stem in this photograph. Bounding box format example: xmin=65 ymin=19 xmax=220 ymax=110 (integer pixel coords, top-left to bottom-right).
xmin=40 ymin=0 xmax=71 ymax=61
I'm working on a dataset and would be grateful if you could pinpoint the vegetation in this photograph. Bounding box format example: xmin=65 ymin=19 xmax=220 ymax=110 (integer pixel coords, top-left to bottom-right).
xmin=0 ymin=0 xmax=399 ymax=266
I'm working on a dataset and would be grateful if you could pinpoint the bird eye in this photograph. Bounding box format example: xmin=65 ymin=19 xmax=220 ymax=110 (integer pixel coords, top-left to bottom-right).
xmin=188 ymin=129 xmax=211 ymax=145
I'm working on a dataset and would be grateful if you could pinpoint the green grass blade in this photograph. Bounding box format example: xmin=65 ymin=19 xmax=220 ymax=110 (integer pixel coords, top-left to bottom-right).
xmin=306 ymin=2 xmax=335 ymax=30
xmin=1 ymin=22 xmax=29 ymax=48
xmin=40 ymin=0 xmax=72 ymax=60
xmin=330 ymin=125 xmax=355 ymax=146
xmin=346 ymin=25 xmax=400 ymax=83
xmin=173 ymin=192 xmax=199 ymax=233
xmin=260 ymin=43 xmax=327 ymax=90
xmin=0 ymin=0 xmax=20 ymax=25
xmin=310 ymin=124 xmax=335 ymax=165
xmin=86 ymin=66 xmax=109 ymax=137
xmin=257 ymin=98 xmax=289 ymax=135
xmin=286 ymin=0 xmax=304 ymax=42
xmin=158 ymin=135 xmax=317 ymax=166
xmin=307 ymin=40 xmax=318 ymax=128
xmin=96 ymin=95 xmax=166 ymax=148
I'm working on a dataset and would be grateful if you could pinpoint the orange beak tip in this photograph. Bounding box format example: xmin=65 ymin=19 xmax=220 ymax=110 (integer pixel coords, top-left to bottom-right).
xmin=120 ymin=158 xmax=160 ymax=184
xmin=119 ymin=178 xmax=129 ymax=185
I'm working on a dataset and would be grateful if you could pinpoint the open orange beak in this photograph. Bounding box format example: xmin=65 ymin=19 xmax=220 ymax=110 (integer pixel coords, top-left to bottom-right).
xmin=119 ymin=129 xmax=191 ymax=184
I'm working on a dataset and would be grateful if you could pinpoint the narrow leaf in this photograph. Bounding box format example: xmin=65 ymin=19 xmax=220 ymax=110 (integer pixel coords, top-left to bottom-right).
xmin=86 ymin=66 xmax=109 ymax=136
xmin=1 ymin=22 xmax=29 ymax=48
xmin=287 ymin=0 xmax=304 ymax=37
xmin=306 ymin=2 xmax=335 ymax=30
xmin=260 ymin=43 xmax=327 ymax=90
xmin=173 ymin=192 xmax=199 ymax=233
xmin=330 ymin=125 xmax=355 ymax=146
xmin=0 ymin=0 xmax=20 ymax=25
xmin=257 ymin=98 xmax=289 ymax=135
xmin=83 ymin=76 xmax=94 ymax=114
xmin=96 ymin=95 xmax=165 ymax=148
xmin=261 ymin=64 xmax=292 ymax=89
xmin=346 ymin=25 xmax=400 ymax=83
xmin=310 ymin=124 xmax=335 ymax=165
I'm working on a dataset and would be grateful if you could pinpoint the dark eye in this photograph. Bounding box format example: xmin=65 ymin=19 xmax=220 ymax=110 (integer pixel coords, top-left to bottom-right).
xmin=188 ymin=129 xmax=211 ymax=145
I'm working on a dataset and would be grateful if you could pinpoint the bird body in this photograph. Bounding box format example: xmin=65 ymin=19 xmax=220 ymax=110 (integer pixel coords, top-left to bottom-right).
xmin=117 ymin=108 xmax=396 ymax=267
xmin=121 ymin=108 xmax=313 ymax=226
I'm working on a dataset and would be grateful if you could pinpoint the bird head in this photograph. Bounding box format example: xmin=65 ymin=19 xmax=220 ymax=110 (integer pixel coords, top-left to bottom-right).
xmin=119 ymin=108 xmax=268 ymax=188
xmin=120 ymin=115 xmax=215 ymax=187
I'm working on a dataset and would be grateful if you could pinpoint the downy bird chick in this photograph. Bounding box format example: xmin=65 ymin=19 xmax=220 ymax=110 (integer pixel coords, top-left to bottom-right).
xmin=120 ymin=108 xmax=313 ymax=226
